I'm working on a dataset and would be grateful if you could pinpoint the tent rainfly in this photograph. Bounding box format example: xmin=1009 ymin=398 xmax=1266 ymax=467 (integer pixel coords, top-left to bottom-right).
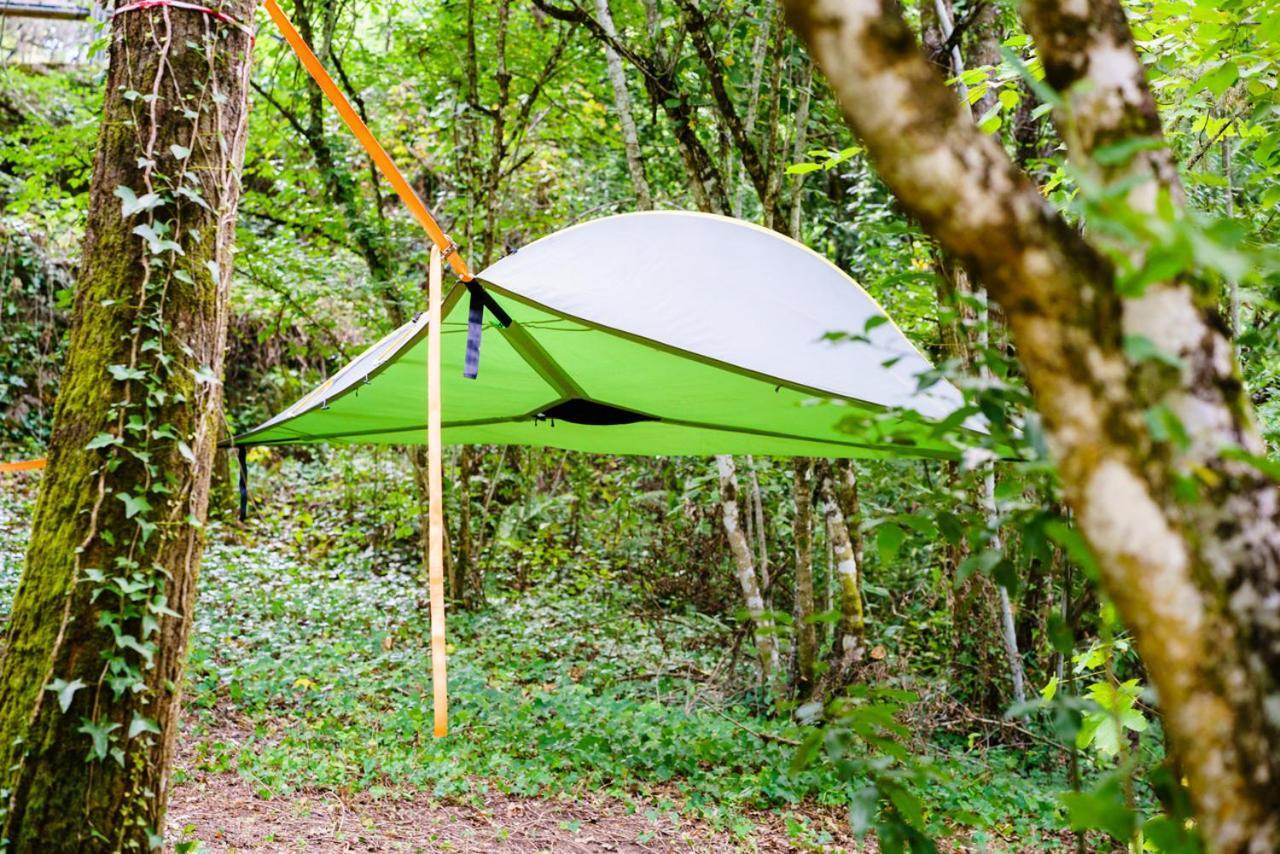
xmin=235 ymin=211 xmax=979 ymax=457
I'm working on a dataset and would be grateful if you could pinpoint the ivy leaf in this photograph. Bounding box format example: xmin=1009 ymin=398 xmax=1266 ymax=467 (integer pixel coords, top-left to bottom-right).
xmin=107 ymin=364 xmax=147 ymax=382
xmin=191 ymin=364 xmax=220 ymax=386
xmin=46 ymin=677 xmax=86 ymax=713
xmin=127 ymin=715 xmax=162 ymax=739
xmin=113 ymin=185 xmax=162 ymax=218
xmin=177 ymin=441 xmax=196 ymax=464
xmin=170 ymin=143 xmax=192 ymax=160
xmin=85 ymin=433 xmax=121 ymax=451
xmin=77 ymin=718 xmax=121 ymax=762
xmin=117 ymin=493 xmax=152 ymax=519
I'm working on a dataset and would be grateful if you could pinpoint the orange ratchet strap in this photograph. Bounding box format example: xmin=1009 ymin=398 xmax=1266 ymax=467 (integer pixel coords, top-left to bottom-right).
xmin=263 ymin=0 xmax=472 ymax=281
xmin=0 ymin=459 xmax=46 ymax=473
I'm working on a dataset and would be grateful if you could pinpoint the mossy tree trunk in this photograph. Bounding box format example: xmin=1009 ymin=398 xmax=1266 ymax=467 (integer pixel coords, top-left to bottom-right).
xmin=0 ymin=2 xmax=257 ymax=848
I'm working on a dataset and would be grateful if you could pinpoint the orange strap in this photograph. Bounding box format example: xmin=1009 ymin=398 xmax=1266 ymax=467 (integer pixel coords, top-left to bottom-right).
xmin=0 ymin=458 xmax=47 ymax=473
xmin=264 ymin=0 xmax=473 ymax=281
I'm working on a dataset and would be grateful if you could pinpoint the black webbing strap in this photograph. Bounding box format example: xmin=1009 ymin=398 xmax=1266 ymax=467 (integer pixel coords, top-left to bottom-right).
xmin=465 ymin=287 xmax=484 ymax=379
xmin=461 ymin=281 xmax=512 ymax=380
xmin=237 ymin=445 xmax=249 ymax=521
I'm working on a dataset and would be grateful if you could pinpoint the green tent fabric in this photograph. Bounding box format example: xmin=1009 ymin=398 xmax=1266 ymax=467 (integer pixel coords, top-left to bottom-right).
xmin=235 ymin=212 xmax=980 ymax=458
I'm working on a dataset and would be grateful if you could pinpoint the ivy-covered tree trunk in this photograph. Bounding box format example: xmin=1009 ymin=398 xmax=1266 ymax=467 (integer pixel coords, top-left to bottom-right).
xmin=782 ymin=0 xmax=1280 ymax=846
xmin=0 ymin=3 xmax=256 ymax=848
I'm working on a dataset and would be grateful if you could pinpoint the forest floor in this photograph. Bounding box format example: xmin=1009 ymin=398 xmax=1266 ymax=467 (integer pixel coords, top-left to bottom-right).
xmin=1 ymin=452 xmax=1070 ymax=852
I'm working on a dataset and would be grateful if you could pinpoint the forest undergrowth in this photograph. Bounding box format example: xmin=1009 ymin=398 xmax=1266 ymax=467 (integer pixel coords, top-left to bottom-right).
xmin=1 ymin=451 xmax=1071 ymax=851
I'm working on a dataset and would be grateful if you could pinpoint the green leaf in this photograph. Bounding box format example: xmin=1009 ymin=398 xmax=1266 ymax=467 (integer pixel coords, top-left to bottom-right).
xmin=85 ymin=433 xmax=121 ymax=451
xmin=127 ymin=715 xmax=162 ymax=739
xmin=114 ymin=185 xmax=162 ymax=218
xmin=108 ymin=364 xmax=147 ymax=382
xmin=1060 ymin=774 xmax=1136 ymax=842
xmin=46 ymin=678 xmax=86 ymax=713
xmin=117 ymin=493 xmax=152 ymax=519
xmin=876 ymin=523 xmax=906 ymax=566
xmin=1046 ymin=612 xmax=1074 ymax=655
xmin=785 ymin=162 xmax=822 ymax=175
xmin=1199 ymin=61 xmax=1239 ymax=97
xmin=77 ymin=718 xmax=122 ymax=762
xmin=170 ymin=143 xmax=192 ymax=160
xmin=177 ymin=441 xmax=196 ymax=464
xmin=849 ymin=786 xmax=878 ymax=836
xmin=1093 ymin=135 xmax=1165 ymax=167
xmin=1122 ymin=334 xmax=1184 ymax=370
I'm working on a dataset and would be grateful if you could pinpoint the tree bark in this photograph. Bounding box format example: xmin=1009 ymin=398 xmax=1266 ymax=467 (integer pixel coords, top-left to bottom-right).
xmin=0 ymin=3 xmax=256 ymax=847
xmin=716 ymin=454 xmax=780 ymax=694
xmin=782 ymin=0 xmax=1280 ymax=847
xmin=787 ymin=60 xmax=815 ymax=237
xmin=792 ymin=459 xmax=817 ymax=698
xmin=455 ymin=445 xmax=475 ymax=603
xmin=814 ymin=462 xmax=865 ymax=698
xmin=595 ymin=0 xmax=652 ymax=210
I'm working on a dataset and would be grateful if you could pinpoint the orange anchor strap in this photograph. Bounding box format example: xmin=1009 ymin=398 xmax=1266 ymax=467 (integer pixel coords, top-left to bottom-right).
xmin=263 ymin=0 xmax=473 ymax=281
xmin=0 ymin=458 xmax=47 ymax=473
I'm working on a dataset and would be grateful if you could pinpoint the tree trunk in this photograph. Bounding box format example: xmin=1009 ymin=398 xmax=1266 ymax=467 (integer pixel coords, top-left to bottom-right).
xmin=0 ymin=3 xmax=256 ymax=847
xmin=745 ymin=455 xmax=770 ymax=607
xmin=594 ymin=0 xmax=653 ymax=211
xmin=716 ymin=455 xmax=780 ymax=694
xmin=792 ymin=459 xmax=817 ymax=698
xmin=782 ymin=0 xmax=1280 ymax=846
xmin=787 ymin=60 xmax=815 ymax=237
xmin=815 ymin=461 xmax=865 ymax=698
xmin=455 ymin=444 xmax=474 ymax=604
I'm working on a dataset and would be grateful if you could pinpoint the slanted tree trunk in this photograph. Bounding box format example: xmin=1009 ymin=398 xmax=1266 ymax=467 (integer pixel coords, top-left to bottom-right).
xmin=716 ymin=454 xmax=780 ymax=694
xmin=792 ymin=459 xmax=818 ymax=698
xmin=0 ymin=3 xmax=256 ymax=847
xmin=815 ymin=461 xmax=865 ymax=698
xmin=783 ymin=0 xmax=1280 ymax=846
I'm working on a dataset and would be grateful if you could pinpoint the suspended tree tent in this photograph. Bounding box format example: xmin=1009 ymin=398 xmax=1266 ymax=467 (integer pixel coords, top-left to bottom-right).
xmin=234 ymin=211 xmax=976 ymax=457
xmin=2 ymin=0 xmax=988 ymax=739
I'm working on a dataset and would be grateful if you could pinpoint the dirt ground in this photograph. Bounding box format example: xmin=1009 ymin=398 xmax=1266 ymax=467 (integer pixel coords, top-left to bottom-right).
xmin=166 ymin=772 xmax=853 ymax=852
xmin=166 ymin=716 xmax=856 ymax=853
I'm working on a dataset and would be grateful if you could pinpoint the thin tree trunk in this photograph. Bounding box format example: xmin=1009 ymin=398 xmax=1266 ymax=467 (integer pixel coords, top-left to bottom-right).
xmin=595 ymin=0 xmax=652 ymax=210
xmin=934 ymin=0 xmax=1028 ymax=709
xmin=788 ymin=60 xmax=815 ymax=237
xmin=732 ymin=10 xmax=771 ymax=217
xmin=716 ymin=455 xmax=780 ymax=694
xmin=792 ymin=459 xmax=817 ymax=698
xmin=0 ymin=3 xmax=256 ymax=846
xmin=814 ymin=462 xmax=865 ymax=698
xmin=455 ymin=445 xmax=474 ymax=603
xmin=746 ymin=455 xmax=769 ymax=607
